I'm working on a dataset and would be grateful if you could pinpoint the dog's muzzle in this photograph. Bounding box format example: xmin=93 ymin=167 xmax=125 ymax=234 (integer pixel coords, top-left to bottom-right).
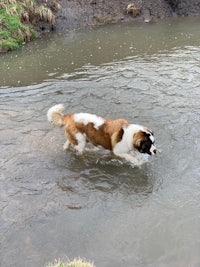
xmin=150 ymin=145 xmax=156 ymax=155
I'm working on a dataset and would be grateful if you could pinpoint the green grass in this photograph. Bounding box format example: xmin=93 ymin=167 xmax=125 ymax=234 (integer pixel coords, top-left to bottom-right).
xmin=0 ymin=5 xmax=33 ymax=51
xmin=0 ymin=0 xmax=55 ymax=52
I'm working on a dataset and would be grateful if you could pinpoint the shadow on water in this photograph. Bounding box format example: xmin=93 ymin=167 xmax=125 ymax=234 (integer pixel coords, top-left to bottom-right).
xmin=57 ymin=150 xmax=158 ymax=208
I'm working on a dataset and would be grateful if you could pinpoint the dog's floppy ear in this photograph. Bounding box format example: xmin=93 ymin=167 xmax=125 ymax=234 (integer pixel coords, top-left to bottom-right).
xmin=132 ymin=130 xmax=147 ymax=149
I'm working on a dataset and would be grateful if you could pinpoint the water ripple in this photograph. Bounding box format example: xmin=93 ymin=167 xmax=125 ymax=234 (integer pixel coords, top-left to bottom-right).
xmin=1 ymin=28 xmax=200 ymax=267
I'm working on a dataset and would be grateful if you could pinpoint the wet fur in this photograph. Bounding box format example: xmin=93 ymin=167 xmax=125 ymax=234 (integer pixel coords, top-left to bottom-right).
xmin=47 ymin=104 xmax=156 ymax=165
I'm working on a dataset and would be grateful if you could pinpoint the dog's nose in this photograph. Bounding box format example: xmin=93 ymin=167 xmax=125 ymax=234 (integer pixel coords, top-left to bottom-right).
xmin=153 ymin=149 xmax=156 ymax=154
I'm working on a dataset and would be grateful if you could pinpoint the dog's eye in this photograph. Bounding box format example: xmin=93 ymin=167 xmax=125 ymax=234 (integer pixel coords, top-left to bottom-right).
xmin=139 ymin=141 xmax=145 ymax=149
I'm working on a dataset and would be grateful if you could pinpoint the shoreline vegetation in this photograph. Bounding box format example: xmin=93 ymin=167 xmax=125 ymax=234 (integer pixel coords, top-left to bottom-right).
xmin=0 ymin=0 xmax=57 ymax=52
xmin=46 ymin=258 xmax=95 ymax=267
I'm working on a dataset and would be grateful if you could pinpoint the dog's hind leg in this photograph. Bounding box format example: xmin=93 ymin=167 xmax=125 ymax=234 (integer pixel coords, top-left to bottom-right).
xmin=74 ymin=133 xmax=86 ymax=154
xmin=64 ymin=130 xmax=78 ymax=151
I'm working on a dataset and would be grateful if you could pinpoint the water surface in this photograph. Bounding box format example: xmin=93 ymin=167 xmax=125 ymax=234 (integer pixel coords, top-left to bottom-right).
xmin=0 ymin=17 xmax=200 ymax=267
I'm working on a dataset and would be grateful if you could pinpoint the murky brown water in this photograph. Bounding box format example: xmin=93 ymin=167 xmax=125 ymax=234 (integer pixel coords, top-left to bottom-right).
xmin=1 ymin=17 xmax=200 ymax=267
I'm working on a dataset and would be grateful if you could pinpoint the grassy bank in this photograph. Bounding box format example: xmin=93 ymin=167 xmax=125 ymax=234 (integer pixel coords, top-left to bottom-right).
xmin=0 ymin=0 xmax=56 ymax=52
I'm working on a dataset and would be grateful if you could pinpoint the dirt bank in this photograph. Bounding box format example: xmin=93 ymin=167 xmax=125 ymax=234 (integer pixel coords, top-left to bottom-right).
xmin=47 ymin=0 xmax=173 ymax=30
xmin=40 ymin=0 xmax=200 ymax=31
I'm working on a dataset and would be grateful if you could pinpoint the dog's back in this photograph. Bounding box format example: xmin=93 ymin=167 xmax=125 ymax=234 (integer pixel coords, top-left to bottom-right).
xmin=47 ymin=104 xmax=156 ymax=166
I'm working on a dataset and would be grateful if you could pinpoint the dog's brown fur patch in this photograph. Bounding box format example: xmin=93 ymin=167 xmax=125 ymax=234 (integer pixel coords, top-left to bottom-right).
xmin=133 ymin=130 xmax=148 ymax=149
xmin=63 ymin=116 xmax=128 ymax=150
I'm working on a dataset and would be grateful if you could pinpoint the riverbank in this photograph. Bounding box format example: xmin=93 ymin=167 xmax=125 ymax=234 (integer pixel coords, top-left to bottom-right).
xmin=1 ymin=0 xmax=200 ymax=52
xmin=0 ymin=0 xmax=58 ymax=52
xmin=42 ymin=0 xmax=200 ymax=31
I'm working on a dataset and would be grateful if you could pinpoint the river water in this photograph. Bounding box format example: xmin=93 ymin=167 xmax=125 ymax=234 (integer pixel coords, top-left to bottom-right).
xmin=0 ymin=17 xmax=200 ymax=267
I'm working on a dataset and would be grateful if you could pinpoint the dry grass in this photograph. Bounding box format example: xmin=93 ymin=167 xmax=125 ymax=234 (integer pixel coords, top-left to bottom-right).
xmin=46 ymin=258 xmax=95 ymax=267
xmin=0 ymin=0 xmax=56 ymax=25
xmin=0 ymin=0 xmax=57 ymax=51
xmin=36 ymin=6 xmax=55 ymax=25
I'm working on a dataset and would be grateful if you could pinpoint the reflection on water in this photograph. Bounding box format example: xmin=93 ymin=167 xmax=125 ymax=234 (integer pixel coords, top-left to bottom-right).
xmin=57 ymin=153 xmax=156 ymax=206
xmin=1 ymin=17 xmax=200 ymax=87
xmin=0 ymin=17 xmax=200 ymax=267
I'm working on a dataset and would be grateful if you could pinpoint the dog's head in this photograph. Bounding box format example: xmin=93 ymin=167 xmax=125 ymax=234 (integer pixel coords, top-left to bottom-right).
xmin=133 ymin=128 xmax=156 ymax=156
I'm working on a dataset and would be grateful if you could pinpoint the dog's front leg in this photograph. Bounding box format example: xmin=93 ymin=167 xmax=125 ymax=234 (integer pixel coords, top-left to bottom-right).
xmin=63 ymin=140 xmax=70 ymax=150
xmin=113 ymin=152 xmax=141 ymax=166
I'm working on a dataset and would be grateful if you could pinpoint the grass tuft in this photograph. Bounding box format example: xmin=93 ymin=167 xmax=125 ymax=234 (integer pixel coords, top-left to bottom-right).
xmin=0 ymin=0 xmax=56 ymax=52
xmin=36 ymin=6 xmax=55 ymax=25
xmin=46 ymin=258 xmax=95 ymax=267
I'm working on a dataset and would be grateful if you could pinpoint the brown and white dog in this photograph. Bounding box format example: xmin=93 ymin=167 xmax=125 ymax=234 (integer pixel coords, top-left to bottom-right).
xmin=47 ymin=104 xmax=156 ymax=165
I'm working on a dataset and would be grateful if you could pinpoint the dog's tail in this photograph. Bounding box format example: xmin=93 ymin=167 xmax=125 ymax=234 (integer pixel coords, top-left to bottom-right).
xmin=47 ymin=104 xmax=65 ymax=127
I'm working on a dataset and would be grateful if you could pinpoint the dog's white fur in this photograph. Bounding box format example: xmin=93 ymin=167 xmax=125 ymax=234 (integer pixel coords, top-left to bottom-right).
xmin=47 ymin=104 xmax=156 ymax=165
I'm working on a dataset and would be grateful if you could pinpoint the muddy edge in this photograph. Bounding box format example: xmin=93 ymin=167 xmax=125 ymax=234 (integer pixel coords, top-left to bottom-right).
xmin=37 ymin=0 xmax=200 ymax=31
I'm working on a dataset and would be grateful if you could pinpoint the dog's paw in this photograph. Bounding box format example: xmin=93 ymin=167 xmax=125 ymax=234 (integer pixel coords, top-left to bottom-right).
xmin=63 ymin=141 xmax=70 ymax=150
